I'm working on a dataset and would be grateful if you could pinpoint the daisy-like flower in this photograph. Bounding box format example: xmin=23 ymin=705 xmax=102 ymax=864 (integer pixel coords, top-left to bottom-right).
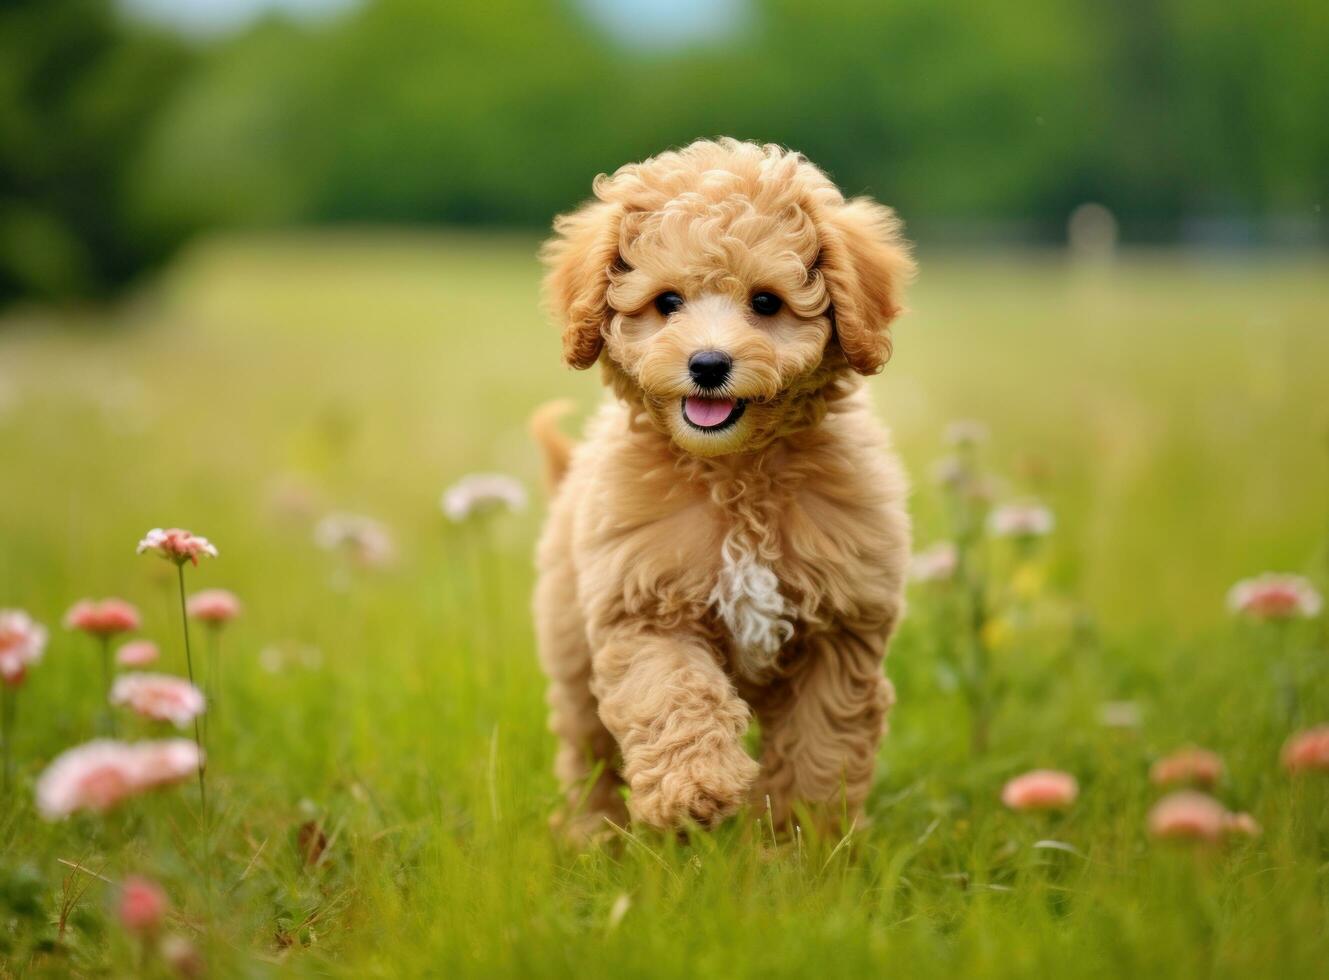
xmin=1150 ymin=747 xmax=1224 ymax=789
xmin=988 ymin=502 xmax=1055 ymax=539
xmin=1226 ymin=573 xmax=1322 ymax=620
xmin=136 ymin=528 xmax=218 ymax=567
xmin=116 ymin=640 xmax=159 ymax=668
xmin=110 ymin=674 xmax=205 ymax=728
xmin=441 ymin=473 xmax=528 ymax=522
xmin=1147 ymin=791 xmax=1236 ymax=843
xmin=186 ymin=589 xmax=242 ymax=626
xmin=314 ymin=513 xmax=395 ymax=567
xmin=0 ymin=609 xmax=48 ymax=687
xmin=910 ymin=541 xmax=959 ymax=583
xmin=64 ymin=598 xmax=141 ymax=637
xmin=1281 ymin=725 xmax=1329 ymax=774
xmin=944 ymin=419 xmax=989 ymax=448
xmin=1001 ymin=769 xmax=1079 ymax=810
xmin=119 ymin=876 xmax=168 ymax=935
xmin=35 ymin=738 xmax=202 ymax=819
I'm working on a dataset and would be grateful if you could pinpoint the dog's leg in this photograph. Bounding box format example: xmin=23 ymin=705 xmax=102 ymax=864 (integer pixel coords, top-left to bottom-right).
xmin=535 ymin=560 xmax=625 ymax=842
xmin=752 ymin=625 xmax=894 ymax=833
xmin=591 ymin=629 xmax=759 ymax=829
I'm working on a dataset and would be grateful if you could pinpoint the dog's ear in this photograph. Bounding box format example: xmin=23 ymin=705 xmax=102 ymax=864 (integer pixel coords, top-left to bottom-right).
xmin=818 ymin=198 xmax=915 ymax=376
xmin=541 ymin=199 xmax=621 ymax=370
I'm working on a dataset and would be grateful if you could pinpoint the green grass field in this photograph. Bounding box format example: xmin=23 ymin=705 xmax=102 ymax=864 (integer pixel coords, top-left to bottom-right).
xmin=1 ymin=233 xmax=1327 ymax=977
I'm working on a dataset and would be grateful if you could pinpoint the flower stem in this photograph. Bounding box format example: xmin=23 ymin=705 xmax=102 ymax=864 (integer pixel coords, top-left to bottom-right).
xmin=1 ymin=686 xmax=13 ymax=795
xmin=100 ymin=636 xmax=116 ymax=737
xmin=176 ymin=563 xmax=207 ymax=818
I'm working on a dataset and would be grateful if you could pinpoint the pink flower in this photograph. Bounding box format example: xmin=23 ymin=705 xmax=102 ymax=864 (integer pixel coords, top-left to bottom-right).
xmin=110 ymin=674 xmax=205 ymax=728
xmin=36 ymin=739 xmax=201 ymax=819
xmin=1149 ymin=747 xmax=1224 ymax=788
xmin=0 ymin=609 xmax=47 ymax=687
xmin=119 ymin=876 xmax=168 ymax=935
xmin=1147 ymin=791 xmax=1229 ymax=842
xmin=910 ymin=541 xmax=959 ymax=583
xmin=988 ymin=502 xmax=1055 ymax=538
xmin=1281 ymin=725 xmax=1329 ymax=774
xmin=1227 ymin=574 xmax=1322 ymax=620
xmin=136 ymin=528 xmax=218 ymax=567
xmin=186 ymin=589 xmax=241 ymax=626
xmin=441 ymin=473 xmax=528 ymax=522
xmin=1225 ymin=812 xmax=1262 ymax=838
xmin=64 ymin=598 xmax=141 ymax=637
xmin=1001 ymin=769 xmax=1078 ymax=810
xmin=116 ymin=640 xmax=159 ymax=668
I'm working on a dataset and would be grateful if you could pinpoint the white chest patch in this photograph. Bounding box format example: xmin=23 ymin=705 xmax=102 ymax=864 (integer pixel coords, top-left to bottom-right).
xmin=709 ymin=539 xmax=796 ymax=677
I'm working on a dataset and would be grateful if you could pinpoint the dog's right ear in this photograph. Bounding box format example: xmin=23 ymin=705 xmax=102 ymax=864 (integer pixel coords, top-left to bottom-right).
xmin=541 ymin=200 xmax=621 ymax=370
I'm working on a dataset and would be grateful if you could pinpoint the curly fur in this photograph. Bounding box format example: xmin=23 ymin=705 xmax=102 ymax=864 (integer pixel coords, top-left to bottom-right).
xmin=534 ymin=139 xmax=913 ymax=837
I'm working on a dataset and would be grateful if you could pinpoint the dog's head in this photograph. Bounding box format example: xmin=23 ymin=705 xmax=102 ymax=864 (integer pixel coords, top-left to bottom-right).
xmin=542 ymin=139 xmax=914 ymax=456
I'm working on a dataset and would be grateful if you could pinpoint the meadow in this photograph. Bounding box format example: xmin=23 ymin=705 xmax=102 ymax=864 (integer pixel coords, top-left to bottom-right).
xmin=0 ymin=233 xmax=1327 ymax=977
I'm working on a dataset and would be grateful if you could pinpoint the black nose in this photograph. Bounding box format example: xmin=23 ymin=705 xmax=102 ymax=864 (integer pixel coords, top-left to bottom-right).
xmin=688 ymin=350 xmax=732 ymax=389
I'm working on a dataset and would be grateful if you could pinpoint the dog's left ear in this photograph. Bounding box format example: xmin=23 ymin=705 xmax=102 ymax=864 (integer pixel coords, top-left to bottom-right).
xmin=818 ymin=198 xmax=916 ymax=376
xmin=541 ymin=199 xmax=622 ymax=370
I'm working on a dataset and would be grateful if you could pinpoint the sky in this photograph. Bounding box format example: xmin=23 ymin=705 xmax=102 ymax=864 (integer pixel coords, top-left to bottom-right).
xmin=117 ymin=0 xmax=745 ymax=46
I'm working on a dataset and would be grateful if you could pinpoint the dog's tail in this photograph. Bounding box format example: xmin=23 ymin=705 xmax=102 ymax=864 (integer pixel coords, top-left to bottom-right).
xmin=530 ymin=399 xmax=576 ymax=492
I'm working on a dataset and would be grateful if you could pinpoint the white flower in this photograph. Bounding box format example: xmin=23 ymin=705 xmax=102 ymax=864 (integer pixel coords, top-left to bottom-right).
xmin=441 ymin=473 xmax=527 ymax=522
xmin=910 ymin=542 xmax=959 ymax=583
xmin=944 ymin=419 xmax=989 ymax=448
xmin=988 ymin=502 xmax=1055 ymax=538
xmin=314 ymin=513 xmax=395 ymax=567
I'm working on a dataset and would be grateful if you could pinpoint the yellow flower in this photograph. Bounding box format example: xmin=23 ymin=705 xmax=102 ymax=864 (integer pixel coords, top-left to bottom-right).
xmin=1011 ymin=561 xmax=1046 ymax=600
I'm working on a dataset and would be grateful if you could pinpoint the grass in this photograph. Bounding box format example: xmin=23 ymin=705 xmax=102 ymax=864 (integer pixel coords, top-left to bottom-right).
xmin=0 ymin=231 xmax=1327 ymax=977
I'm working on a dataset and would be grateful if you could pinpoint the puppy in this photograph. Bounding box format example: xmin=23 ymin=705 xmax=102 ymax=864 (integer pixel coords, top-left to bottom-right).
xmin=533 ymin=138 xmax=913 ymax=838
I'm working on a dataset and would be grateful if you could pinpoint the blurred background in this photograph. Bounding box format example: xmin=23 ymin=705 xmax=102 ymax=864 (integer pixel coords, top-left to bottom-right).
xmin=2 ymin=0 xmax=1326 ymax=305
xmin=1 ymin=0 xmax=1326 ymax=636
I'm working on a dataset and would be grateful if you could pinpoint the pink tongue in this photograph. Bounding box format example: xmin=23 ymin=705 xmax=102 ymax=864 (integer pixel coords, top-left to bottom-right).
xmin=684 ymin=397 xmax=736 ymax=428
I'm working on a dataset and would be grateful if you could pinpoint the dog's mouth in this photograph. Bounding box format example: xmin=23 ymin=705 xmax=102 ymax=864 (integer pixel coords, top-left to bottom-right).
xmin=681 ymin=396 xmax=745 ymax=432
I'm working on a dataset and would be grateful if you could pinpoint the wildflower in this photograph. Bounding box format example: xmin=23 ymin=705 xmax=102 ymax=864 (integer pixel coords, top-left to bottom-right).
xmin=910 ymin=542 xmax=958 ymax=583
xmin=1226 ymin=574 xmax=1322 ymax=620
xmin=1149 ymin=747 xmax=1224 ymax=788
xmin=441 ymin=473 xmax=528 ymax=522
xmin=1281 ymin=725 xmax=1329 ymax=774
xmin=944 ymin=419 xmax=989 ymax=448
xmin=110 ymin=674 xmax=205 ymax=728
xmin=119 ymin=876 xmax=168 ymax=935
xmin=35 ymin=738 xmax=202 ymax=819
xmin=64 ymin=598 xmax=141 ymax=637
xmin=1098 ymin=700 xmax=1143 ymax=729
xmin=1225 ymin=812 xmax=1261 ymax=838
xmin=136 ymin=528 xmax=218 ymax=566
xmin=988 ymin=502 xmax=1055 ymax=538
xmin=0 ymin=609 xmax=47 ymax=686
xmin=160 ymin=934 xmax=205 ymax=977
xmin=116 ymin=640 xmax=160 ymax=668
xmin=1001 ymin=769 xmax=1078 ymax=810
xmin=314 ymin=513 xmax=395 ymax=567
xmin=186 ymin=589 xmax=241 ymax=626
xmin=1147 ymin=791 xmax=1232 ymax=843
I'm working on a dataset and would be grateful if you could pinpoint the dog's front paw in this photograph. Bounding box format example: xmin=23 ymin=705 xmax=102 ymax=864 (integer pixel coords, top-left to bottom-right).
xmin=627 ymin=739 xmax=759 ymax=830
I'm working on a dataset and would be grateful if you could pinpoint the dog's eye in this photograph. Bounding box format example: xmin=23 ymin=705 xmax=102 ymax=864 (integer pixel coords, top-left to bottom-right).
xmin=751 ymin=292 xmax=783 ymax=317
xmin=654 ymin=292 xmax=684 ymax=316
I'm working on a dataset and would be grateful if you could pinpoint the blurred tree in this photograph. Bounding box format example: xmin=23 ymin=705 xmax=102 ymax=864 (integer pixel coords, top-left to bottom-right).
xmin=4 ymin=0 xmax=1327 ymax=307
xmin=0 ymin=0 xmax=192 ymax=307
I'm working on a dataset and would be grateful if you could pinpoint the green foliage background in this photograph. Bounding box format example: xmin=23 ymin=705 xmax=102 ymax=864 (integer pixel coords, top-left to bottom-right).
xmin=3 ymin=0 xmax=1327 ymax=306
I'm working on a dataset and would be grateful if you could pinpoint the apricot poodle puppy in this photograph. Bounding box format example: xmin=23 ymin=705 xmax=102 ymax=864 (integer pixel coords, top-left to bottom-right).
xmin=533 ymin=138 xmax=913 ymax=839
